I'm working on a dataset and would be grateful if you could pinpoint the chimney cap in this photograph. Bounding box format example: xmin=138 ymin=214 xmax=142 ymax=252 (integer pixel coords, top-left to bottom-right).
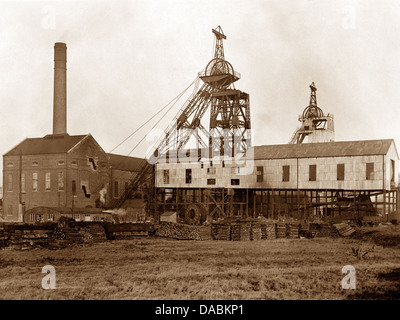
xmin=54 ymin=42 xmax=67 ymax=47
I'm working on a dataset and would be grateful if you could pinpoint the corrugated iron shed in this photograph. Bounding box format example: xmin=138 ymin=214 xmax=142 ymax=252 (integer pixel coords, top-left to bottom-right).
xmin=253 ymin=139 xmax=398 ymax=160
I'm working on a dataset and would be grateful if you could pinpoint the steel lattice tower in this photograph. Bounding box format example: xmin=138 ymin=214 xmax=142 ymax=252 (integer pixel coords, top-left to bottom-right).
xmin=148 ymin=26 xmax=251 ymax=164
xmin=200 ymin=26 xmax=251 ymax=158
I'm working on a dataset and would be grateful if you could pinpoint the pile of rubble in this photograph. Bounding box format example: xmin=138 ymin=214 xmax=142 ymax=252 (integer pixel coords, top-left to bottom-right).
xmin=155 ymin=222 xmax=202 ymax=240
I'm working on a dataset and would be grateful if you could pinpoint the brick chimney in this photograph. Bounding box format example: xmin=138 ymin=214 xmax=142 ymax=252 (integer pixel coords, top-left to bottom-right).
xmin=53 ymin=42 xmax=67 ymax=135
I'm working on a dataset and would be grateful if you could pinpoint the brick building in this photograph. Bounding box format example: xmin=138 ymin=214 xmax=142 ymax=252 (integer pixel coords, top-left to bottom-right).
xmin=1 ymin=42 xmax=149 ymax=222
xmin=2 ymin=133 xmax=110 ymax=221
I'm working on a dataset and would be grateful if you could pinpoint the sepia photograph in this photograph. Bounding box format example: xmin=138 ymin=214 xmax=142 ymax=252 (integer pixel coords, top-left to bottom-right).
xmin=0 ymin=0 xmax=399 ymax=310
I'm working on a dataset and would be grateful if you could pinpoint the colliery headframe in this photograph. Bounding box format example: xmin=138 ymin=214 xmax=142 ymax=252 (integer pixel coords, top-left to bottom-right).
xmin=1 ymin=26 xmax=399 ymax=226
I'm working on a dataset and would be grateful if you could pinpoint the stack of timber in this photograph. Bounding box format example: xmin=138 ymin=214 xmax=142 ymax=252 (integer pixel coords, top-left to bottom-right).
xmin=105 ymin=223 xmax=153 ymax=239
xmin=230 ymin=224 xmax=241 ymax=241
xmin=53 ymin=227 xmax=67 ymax=240
xmin=0 ymin=224 xmax=53 ymax=249
xmin=309 ymin=222 xmax=331 ymax=238
xmin=54 ymin=223 xmax=107 ymax=243
xmin=260 ymin=223 xmax=267 ymax=240
xmin=155 ymin=222 xmax=202 ymax=240
xmin=333 ymin=222 xmax=356 ymax=237
xmin=287 ymin=222 xmax=300 ymax=238
xmin=317 ymin=223 xmax=331 ymax=238
xmin=86 ymin=224 xmax=107 ymax=242
xmin=250 ymin=223 xmax=262 ymax=241
xmin=275 ymin=222 xmax=286 ymax=238
xmin=64 ymin=227 xmax=84 ymax=243
xmin=211 ymin=223 xmax=231 ymax=241
xmin=265 ymin=221 xmax=276 ymax=240
xmin=299 ymin=224 xmax=309 ymax=238
xmin=240 ymin=223 xmax=251 ymax=241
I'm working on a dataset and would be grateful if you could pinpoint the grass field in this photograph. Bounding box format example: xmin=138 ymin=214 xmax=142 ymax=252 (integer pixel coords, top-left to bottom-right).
xmin=0 ymin=225 xmax=399 ymax=300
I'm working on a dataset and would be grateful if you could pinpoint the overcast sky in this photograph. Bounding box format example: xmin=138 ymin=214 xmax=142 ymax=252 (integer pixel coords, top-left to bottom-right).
xmin=1 ymin=0 xmax=400 ymax=186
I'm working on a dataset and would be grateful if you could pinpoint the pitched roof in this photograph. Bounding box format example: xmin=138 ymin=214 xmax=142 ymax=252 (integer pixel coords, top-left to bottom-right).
xmin=108 ymin=153 xmax=147 ymax=172
xmin=253 ymin=139 xmax=397 ymax=160
xmin=3 ymin=134 xmax=88 ymax=156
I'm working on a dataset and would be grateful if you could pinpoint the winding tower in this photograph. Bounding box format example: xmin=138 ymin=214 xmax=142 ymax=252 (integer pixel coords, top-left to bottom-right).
xmin=148 ymin=26 xmax=251 ymax=164
xmin=289 ymin=82 xmax=334 ymax=144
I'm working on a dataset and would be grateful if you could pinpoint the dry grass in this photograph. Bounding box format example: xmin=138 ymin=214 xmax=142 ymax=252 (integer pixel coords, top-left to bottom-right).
xmin=0 ymin=227 xmax=399 ymax=300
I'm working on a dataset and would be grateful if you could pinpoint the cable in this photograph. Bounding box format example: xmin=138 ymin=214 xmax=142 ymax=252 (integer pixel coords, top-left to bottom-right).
xmin=125 ymin=76 xmax=196 ymax=157
xmin=108 ymin=76 xmax=199 ymax=195
xmin=109 ymin=75 xmax=198 ymax=154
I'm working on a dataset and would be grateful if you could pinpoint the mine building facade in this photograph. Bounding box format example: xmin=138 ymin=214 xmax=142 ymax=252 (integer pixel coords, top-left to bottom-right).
xmin=1 ymin=42 xmax=146 ymax=222
xmin=145 ymin=27 xmax=400 ymax=224
xmin=154 ymin=139 xmax=399 ymax=222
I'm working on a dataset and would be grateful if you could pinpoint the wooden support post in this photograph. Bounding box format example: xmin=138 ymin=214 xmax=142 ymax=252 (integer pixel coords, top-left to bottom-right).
xmin=246 ymin=188 xmax=249 ymax=217
xmin=271 ymin=189 xmax=275 ymax=219
xmin=253 ymin=191 xmax=256 ymax=218
xmin=290 ymin=190 xmax=294 ymax=217
xmin=325 ymin=190 xmax=328 ymax=217
xmin=261 ymin=191 xmax=264 ymax=215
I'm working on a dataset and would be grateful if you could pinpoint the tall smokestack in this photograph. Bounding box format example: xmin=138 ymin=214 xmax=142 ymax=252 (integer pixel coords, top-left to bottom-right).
xmin=53 ymin=42 xmax=67 ymax=135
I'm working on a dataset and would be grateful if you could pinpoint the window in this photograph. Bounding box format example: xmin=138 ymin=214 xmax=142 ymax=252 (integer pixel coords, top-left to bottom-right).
xmin=114 ymin=181 xmax=119 ymax=198
xmin=45 ymin=172 xmax=51 ymax=190
xmin=207 ymin=168 xmax=216 ymax=174
xmin=88 ymin=158 xmax=97 ymax=170
xmin=73 ymin=214 xmax=80 ymax=221
xmin=58 ymin=172 xmax=64 ymax=191
xmin=337 ymin=164 xmax=345 ymax=181
xmin=7 ymin=174 xmax=13 ymax=192
xmin=282 ymin=165 xmax=290 ymax=182
xmin=29 ymin=213 xmax=35 ymax=222
xmin=391 ymin=160 xmax=395 ymax=183
xmin=366 ymin=163 xmax=374 ymax=180
xmin=58 ymin=160 xmax=65 ymax=166
xmin=21 ymin=173 xmax=25 ymax=193
xmin=163 ymin=170 xmax=170 ymax=184
xmin=186 ymin=169 xmax=192 ymax=184
xmin=32 ymin=173 xmax=38 ymax=192
xmin=32 ymin=161 xmax=38 ymax=167
xmin=7 ymin=162 xmax=13 ymax=168
xmin=309 ymin=165 xmax=317 ymax=181
xmin=72 ymin=160 xmax=78 ymax=166
xmin=256 ymin=166 xmax=263 ymax=182
xmin=82 ymin=183 xmax=90 ymax=198
xmin=47 ymin=213 xmax=54 ymax=221
xmin=207 ymin=178 xmax=216 ymax=185
xmin=231 ymin=179 xmax=240 ymax=186
xmin=72 ymin=180 xmax=77 ymax=195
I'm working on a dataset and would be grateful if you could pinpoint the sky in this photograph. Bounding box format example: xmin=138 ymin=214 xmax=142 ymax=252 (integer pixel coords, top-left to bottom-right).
xmin=1 ymin=0 xmax=400 ymax=187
